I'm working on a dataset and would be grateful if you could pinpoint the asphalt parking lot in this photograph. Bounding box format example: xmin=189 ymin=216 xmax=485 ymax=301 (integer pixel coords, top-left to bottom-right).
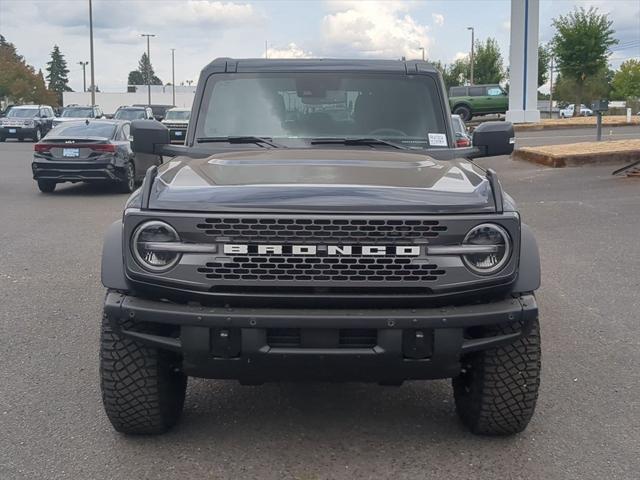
xmin=1 ymin=132 xmax=639 ymax=479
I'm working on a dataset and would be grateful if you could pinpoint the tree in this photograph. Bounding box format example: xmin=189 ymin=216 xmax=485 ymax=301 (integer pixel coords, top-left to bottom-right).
xmin=0 ymin=35 xmax=57 ymax=105
xmin=46 ymin=45 xmax=72 ymax=104
xmin=552 ymin=7 xmax=617 ymax=115
xmin=553 ymin=69 xmax=611 ymax=105
xmin=127 ymin=70 xmax=144 ymax=86
xmin=137 ymin=52 xmax=162 ymax=85
xmin=611 ymin=59 xmax=640 ymax=100
xmin=441 ymin=58 xmax=470 ymax=88
xmin=472 ymin=38 xmax=505 ymax=84
xmin=538 ymin=44 xmax=551 ymax=87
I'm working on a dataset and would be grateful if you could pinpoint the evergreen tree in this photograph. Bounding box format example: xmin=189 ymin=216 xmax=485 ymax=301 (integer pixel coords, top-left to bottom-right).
xmin=137 ymin=52 xmax=162 ymax=85
xmin=46 ymin=45 xmax=72 ymax=104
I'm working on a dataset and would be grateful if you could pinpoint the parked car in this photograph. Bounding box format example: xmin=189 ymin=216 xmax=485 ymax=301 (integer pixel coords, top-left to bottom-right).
xmin=161 ymin=107 xmax=190 ymax=143
xmin=451 ymin=114 xmax=472 ymax=148
xmin=559 ymin=104 xmax=593 ymax=118
xmin=99 ymin=58 xmax=541 ymax=437
xmin=0 ymin=105 xmax=15 ymax=117
xmin=52 ymin=105 xmax=104 ymax=127
xmin=0 ymin=105 xmax=55 ymax=142
xmin=113 ymin=106 xmax=154 ymax=121
xmin=31 ymin=119 xmax=161 ymax=193
xmin=133 ymin=104 xmax=174 ymax=121
xmin=449 ymin=84 xmax=508 ymax=122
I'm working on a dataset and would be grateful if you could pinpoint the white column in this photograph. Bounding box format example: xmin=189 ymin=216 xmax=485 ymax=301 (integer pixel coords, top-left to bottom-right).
xmin=506 ymin=0 xmax=540 ymax=123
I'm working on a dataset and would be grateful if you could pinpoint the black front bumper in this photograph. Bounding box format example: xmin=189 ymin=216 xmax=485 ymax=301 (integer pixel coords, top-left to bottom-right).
xmin=32 ymin=161 xmax=121 ymax=182
xmin=1 ymin=126 xmax=36 ymax=138
xmin=104 ymin=291 xmax=538 ymax=383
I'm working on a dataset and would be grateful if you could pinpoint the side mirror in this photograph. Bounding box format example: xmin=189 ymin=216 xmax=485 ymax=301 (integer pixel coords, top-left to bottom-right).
xmin=130 ymin=119 xmax=169 ymax=154
xmin=472 ymin=121 xmax=515 ymax=157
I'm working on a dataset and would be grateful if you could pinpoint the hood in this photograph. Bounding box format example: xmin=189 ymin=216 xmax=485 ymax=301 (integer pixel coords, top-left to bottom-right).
xmin=53 ymin=117 xmax=90 ymax=125
xmin=147 ymin=149 xmax=496 ymax=214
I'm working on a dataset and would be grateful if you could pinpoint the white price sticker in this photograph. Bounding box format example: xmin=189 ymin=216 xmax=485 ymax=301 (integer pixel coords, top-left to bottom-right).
xmin=428 ymin=133 xmax=448 ymax=147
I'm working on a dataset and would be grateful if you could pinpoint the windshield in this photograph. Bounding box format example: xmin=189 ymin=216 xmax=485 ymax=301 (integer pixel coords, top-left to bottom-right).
xmin=49 ymin=122 xmax=116 ymax=138
xmin=62 ymin=108 xmax=93 ymax=118
xmin=165 ymin=110 xmax=190 ymax=121
xmin=114 ymin=109 xmax=146 ymax=120
xmin=198 ymin=73 xmax=448 ymax=148
xmin=8 ymin=108 xmax=39 ymax=118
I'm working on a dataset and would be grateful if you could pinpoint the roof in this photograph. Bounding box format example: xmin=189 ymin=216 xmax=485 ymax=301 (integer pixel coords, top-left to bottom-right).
xmin=201 ymin=58 xmax=439 ymax=76
xmin=13 ymin=104 xmax=47 ymax=109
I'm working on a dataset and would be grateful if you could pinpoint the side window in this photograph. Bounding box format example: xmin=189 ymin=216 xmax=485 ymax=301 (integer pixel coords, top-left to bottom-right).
xmin=469 ymin=86 xmax=485 ymax=97
xmin=450 ymin=87 xmax=466 ymax=96
xmin=487 ymin=87 xmax=503 ymax=96
xmin=121 ymin=124 xmax=130 ymax=140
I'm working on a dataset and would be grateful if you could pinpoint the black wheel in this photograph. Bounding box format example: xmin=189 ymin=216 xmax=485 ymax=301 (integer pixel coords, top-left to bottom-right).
xmin=100 ymin=311 xmax=187 ymax=435
xmin=18 ymin=136 xmax=24 ymax=142
xmin=117 ymin=161 xmax=135 ymax=193
xmin=453 ymin=317 xmax=541 ymax=436
xmin=453 ymin=105 xmax=472 ymax=122
xmin=37 ymin=179 xmax=56 ymax=193
xmin=33 ymin=128 xmax=42 ymax=142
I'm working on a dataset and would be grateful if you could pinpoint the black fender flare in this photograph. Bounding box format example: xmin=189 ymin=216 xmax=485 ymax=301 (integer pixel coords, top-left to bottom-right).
xmin=101 ymin=220 xmax=129 ymax=291
xmin=451 ymin=102 xmax=472 ymax=112
xmin=513 ymin=223 xmax=541 ymax=293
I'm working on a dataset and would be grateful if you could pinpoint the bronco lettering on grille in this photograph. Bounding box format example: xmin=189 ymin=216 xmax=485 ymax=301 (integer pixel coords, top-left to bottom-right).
xmin=223 ymin=244 xmax=421 ymax=256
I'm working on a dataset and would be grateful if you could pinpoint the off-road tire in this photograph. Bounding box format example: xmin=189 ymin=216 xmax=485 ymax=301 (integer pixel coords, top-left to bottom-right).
xmin=100 ymin=312 xmax=187 ymax=435
xmin=453 ymin=317 xmax=541 ymax=436
xmin=453 ymin=105 xmax=472 ymax=122
xmin=33 ymin=128 xmax=42 ymax=142
xmin=37 ymin=179 xmax=56 ymax=193
xmin=117 ymin=161 xmax=135 ymax=193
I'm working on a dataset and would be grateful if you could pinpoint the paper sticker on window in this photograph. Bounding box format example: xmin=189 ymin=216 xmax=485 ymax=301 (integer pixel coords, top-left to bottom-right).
xmin=428 ymin=133 xmax=447 ymax=147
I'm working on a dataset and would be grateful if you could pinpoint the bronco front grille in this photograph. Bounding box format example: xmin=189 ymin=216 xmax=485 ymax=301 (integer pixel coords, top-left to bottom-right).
xmin=197 ymin=256 xmax=445 ymax=283
xmin=196 ymin=217 xmax=447 ymax=243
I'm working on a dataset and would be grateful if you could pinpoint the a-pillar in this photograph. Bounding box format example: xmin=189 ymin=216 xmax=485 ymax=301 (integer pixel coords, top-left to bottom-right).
xmin=506 ymin=0 xmax=540 ymax=123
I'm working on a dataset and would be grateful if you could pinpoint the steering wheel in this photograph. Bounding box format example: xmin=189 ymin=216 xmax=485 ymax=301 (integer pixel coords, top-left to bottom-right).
xmin=368 ymin=128 xmax=408 ymax=137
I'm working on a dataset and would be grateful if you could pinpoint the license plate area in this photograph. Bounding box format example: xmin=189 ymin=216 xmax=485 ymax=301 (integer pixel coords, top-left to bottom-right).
xmin=63 ymin=148 xmax=80 ymax=158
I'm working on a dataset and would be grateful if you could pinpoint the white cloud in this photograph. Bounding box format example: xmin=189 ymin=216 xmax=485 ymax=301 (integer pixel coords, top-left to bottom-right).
xmin=321 ymin=1 xmax=431 ymax=59
xmin=145 ymin=1 xmax=261 ymax=28
xmin=432 ymin=13 xmax=444 ymax=26
xmin=265 ymin=43 xmax=313 ymax=59
xmin=454 ymin=52 xmax=469 ymax=62
xmin=502 ymin=20 xmax=511 ymax=31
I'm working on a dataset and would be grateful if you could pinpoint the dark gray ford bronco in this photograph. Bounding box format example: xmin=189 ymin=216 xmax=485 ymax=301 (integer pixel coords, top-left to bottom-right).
xmin=100 ymin=58 xmax=541 ymax=436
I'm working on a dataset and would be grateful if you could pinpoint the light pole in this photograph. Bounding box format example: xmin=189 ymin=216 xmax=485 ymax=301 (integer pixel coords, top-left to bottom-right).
xmin=171 ymin=48 xmax=176 ymax=106
xmin=88 ymin=0 xmax=96 ymax=105
xmin=419 ymin=47 xmax=425 ymax=61
xmin=78 ymin=61 xmax=88 ymax=92
xmin=467 ymin=26 xmax=474 ymax=85
xmin=140 ymin=33 xmax=156 ymax=106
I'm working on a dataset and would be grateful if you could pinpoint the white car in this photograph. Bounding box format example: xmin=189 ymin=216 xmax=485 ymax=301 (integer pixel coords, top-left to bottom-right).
xmin=559 ymin=104 xmax=593 ymax=118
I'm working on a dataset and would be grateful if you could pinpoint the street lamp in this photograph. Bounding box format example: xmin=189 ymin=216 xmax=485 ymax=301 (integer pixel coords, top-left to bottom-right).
xmin=467 ymin=26 xmax=474 ymax=85
xmin=88 ymin=0 xmax=96 ymax=105
xmin=140 ymin=33 xmax=156 ymax=106
xmin=171 ymin=48 xmax=176 ymax=106
xmin=78 ymin=61 xmax=89 ymax=92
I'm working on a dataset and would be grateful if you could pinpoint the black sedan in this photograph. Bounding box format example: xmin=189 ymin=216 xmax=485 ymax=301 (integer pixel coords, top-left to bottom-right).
xmin=31 ymin=120 xmax=161 ymax=193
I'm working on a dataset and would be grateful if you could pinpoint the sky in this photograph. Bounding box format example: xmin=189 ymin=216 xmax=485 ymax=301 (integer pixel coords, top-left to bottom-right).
xmin=0 ymin=0 xmax=638 ymax=92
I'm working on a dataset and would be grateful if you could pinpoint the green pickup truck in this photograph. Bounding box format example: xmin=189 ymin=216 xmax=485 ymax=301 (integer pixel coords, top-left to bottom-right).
xmin=449 ymin=84 xmax=509 ymax=122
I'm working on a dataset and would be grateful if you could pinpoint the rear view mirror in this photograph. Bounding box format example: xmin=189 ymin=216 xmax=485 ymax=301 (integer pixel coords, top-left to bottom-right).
xmin=130 ymin=120 xmax=169 ymax=154
xmin=472 ymin=121 xmax=515 ymax=157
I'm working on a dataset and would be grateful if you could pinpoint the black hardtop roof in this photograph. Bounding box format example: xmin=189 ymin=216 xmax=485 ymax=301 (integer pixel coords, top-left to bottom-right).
xmin=201 ymin=58 xmax=439 ymax=75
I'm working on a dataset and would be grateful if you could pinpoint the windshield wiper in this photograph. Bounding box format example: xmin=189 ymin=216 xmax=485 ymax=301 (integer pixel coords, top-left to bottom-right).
xmin=310 ymin=137 xmax=407 ymax=150
xmin=196 ymin=136 xmax=285 ymax=148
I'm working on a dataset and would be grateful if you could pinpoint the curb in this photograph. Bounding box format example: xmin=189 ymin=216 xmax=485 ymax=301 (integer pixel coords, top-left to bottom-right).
xmin=513 ymin=149 xmax=640 ymax=168
xmin=514 ymin=121 xmax=639 ymax=132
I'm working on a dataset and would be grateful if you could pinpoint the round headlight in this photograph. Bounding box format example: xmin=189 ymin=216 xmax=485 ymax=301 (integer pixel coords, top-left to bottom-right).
xmin=131 ymin=220 xmax=181 ymax=272
xmin=462 ymin=223 xmax=511 ymax=275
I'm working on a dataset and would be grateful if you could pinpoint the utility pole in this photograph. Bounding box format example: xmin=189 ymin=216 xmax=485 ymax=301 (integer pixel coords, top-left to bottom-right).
xmin=88 ymin=0 xmax=96 ymax=105
xmin=171 ymin=48 xmax=176 ymax=106
xmin=467 ymin=26 xmax=474 ymax=85
xmin=265 ymin=40 xmax=269 ymax=59
xmin=419 ymin=47 xmax=425 ymax=61
xmin=140 ymin=33 xmax=156 ymax=106
xmin=548 ymin=55 xmax=554 ymax=119
xmin=78 ymin=61 xmax=88 ymax=92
